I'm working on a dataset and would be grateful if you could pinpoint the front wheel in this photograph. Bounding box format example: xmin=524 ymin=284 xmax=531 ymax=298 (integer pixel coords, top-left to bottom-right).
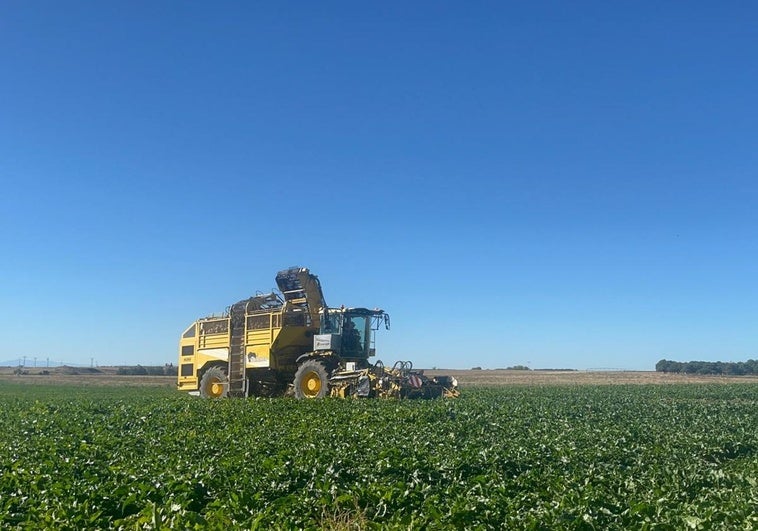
xmin=199 ymin=366 xmax=228 ymax=398
xmin=293 ymin=360 xmax=330 ymax=399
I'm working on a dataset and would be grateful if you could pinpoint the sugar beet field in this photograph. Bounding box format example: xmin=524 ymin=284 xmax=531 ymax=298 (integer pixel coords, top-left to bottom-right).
xmin=1 ymin=382 xmax=757 ymax=530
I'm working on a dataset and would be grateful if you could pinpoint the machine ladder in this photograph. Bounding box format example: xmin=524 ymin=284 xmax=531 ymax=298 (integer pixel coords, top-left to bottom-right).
xmin=227 ymin=301 xmax=247 ymax=397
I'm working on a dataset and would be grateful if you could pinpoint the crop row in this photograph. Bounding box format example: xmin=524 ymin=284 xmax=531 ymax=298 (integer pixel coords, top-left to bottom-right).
xmin=1 ymin=383 xmax=756 ymax=529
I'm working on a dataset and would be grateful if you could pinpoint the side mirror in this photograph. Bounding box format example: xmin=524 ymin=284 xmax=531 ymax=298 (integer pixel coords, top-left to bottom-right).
xmin=384 ymin=313 xmax=391 ymax=330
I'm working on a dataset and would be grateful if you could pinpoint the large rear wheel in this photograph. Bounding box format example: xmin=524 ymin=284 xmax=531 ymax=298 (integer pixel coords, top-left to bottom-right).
xmin=293 ymin=360 xmax=330 ymax=399
xmin=199 ymin=366 xmax=228 ymax=398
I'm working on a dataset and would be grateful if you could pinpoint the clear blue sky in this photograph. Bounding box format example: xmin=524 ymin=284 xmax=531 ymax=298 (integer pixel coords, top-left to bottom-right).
xmin=1 ymin=2 xmax=756 ymax=370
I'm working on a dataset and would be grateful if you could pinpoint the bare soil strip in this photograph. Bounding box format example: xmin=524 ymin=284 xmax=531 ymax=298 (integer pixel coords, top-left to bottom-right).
xmin=425 ymin=369 xmax=758 ymax=386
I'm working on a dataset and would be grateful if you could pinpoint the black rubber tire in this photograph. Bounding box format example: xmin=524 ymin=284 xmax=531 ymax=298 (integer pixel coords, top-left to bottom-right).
xmin=199 ymin=366 xmax=228 ymax=398
xmin=293 ymin=360 xmax=330 ymax=399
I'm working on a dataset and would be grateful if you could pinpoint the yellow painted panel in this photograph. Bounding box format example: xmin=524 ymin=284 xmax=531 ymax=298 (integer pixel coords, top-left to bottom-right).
xmin=199 ymin=335 xmax=230 ymax=349
xmin=246 ymin=329 xmax=272 ymax=344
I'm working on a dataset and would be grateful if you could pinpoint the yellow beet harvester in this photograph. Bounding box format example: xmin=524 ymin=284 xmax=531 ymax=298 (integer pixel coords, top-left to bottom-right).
xmin=177 ymin=267 xmax=459 ymax=399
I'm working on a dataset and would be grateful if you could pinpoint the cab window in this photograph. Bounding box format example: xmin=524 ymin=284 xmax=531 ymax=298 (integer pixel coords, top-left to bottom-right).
xmin=182 ymin=324 xmax=196 ymax=339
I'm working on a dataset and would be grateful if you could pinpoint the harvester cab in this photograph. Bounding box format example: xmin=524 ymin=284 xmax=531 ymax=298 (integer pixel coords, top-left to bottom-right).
xmin=316 ymin=307 xmax=390 ymax=362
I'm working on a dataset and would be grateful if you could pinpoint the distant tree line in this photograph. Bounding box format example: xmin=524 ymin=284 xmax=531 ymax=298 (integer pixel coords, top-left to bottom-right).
xmin=655 ymin=359 xmax=758 ymax=375
xmin=116 ymin=364 xmax=178 ymax=376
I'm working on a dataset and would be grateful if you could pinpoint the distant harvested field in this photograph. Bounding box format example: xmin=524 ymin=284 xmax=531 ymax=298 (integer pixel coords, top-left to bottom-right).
xmin=0 ymin=366 xmax=175 ymax=387
xmin=2 ymin=366 xmax=757 ymax=388
xmin=426 ymin=368 xmax=758 ymax=386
